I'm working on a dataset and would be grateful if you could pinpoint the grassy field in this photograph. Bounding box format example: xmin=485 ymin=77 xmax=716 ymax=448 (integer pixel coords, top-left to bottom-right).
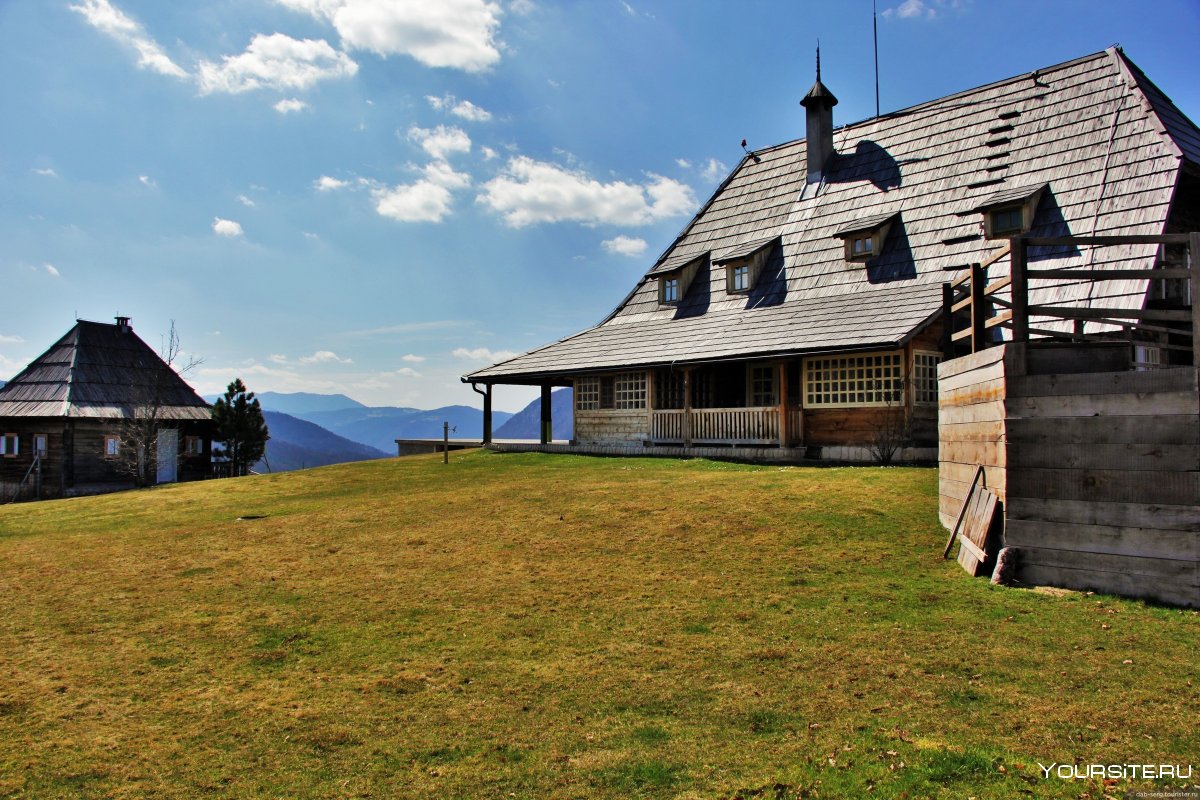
xmin=0 ymin=451 xmax=1195 ymax=799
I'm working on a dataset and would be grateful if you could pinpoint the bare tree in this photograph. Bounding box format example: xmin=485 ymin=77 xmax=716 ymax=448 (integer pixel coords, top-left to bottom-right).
xmin=868 ymin=377 xmax=912 ymax=465
xmin=115 ymin=322 xmax=202 ymax=487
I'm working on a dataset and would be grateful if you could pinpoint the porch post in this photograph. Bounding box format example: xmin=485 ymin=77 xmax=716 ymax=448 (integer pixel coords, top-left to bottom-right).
xmin=482 ymin=384 xmax=493 ymax=444
xmin=777 ymin=360 xmax=789 ymax=448
xmin=645 ymin=369 xmax=655 ymax=442
xmin=540 ymin=385 xmax=552 ymax=444
xmin=682 ymin=368 xmax=693 ymax=447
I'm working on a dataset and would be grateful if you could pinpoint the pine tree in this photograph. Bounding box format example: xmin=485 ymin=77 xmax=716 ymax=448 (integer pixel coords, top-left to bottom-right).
xmin=211 ymin=378 xmax=269 ymax=476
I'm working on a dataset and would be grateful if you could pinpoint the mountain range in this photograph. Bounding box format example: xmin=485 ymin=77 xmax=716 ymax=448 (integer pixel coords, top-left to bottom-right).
xmin=256 ymin=411 xmax=388 ymax=473
xmin=494 ymin=388 xmax=574 ymax=440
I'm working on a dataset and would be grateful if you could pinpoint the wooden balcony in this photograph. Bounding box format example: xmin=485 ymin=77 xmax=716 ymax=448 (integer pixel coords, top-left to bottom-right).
xmin=650 ymin=406 xmax=803 ymax=446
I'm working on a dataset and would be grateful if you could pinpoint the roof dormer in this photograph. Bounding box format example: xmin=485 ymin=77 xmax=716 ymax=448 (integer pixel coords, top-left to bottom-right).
xmin=714 ymin=236 xmax=780 ymax=294
xmin=834 ymin=212 xmax=897 ymax=263
xmin=647 ymin=252 xmax=707 ymax=306
xmin=970 ymin=182 xmax=1047 ymax=239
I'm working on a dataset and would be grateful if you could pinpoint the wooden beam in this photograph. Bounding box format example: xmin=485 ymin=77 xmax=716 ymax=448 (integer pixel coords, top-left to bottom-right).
xmin=1026 ymin=306 xmax=1194 ymax=322
xmin=539 ymin=385 xmax=552 ymax=444
xmin=482 ymin=384 xmax=493 ymax=444
xmin=969 ymin=263 xmax=986 ymax=353
xmin=951 ymin=327 xmax=975 ymax=343
xmin=941 ymin=282 xmax=953 ymax=359
xmin=983 ymin=276 xmax=1011 ymax=296
xmin=984 ymin=310 xmax=1013 ymax=329
xmin=1010 ymin=236 xmax=1029 ymax=343
xmin=980 ymin=243 xmax=1012 ymax=269
xmin=682 ymin=367 xmax=692 ymax=447
xmin=1025 ymin=267 xmax=1194 ymax=281
xmin=1191 ymin=232 xmax=1200 ymax=368
xmin=778 ymin=361 xmax=790 ymax=448
xmin=1024 ymin=234 xmax=1191 ymax=246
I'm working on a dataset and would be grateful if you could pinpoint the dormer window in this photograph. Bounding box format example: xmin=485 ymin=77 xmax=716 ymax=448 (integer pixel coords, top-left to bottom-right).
xmin=834 ymin=212 xmax=897 ymax=264
xmin=648 ymin=252 xmax=707 ymax=307
xmin=714 ymin=235 xmax=780 ymax=295
xmin=969 ymin=182 xmax=1047 ymax=240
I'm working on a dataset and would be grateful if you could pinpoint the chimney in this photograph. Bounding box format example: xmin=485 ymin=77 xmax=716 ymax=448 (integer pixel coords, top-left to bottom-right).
xmin=115 ymin=316 xmax=131 ymax=332
xmin=800 ymin=47 xmax=838 ymax=185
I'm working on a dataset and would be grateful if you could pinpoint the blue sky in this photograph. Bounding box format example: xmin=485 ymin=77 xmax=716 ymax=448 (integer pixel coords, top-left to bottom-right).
xmin=2 ymin=0 xmax=1197 ymax=412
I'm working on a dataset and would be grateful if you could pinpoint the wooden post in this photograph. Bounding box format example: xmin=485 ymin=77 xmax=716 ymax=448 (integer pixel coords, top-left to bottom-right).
xmin=682 ymin=368 xmax=693 ymax=447
xmin=941 ymin=282 xmax=954 ymax=358
xmin=970 ymin=263 xmax=986 ymax=354
xmin=1010 ymin=236 xmax=1029 ymax=343
xmin=1190 ymin=232 xmax=1200 ymax=368
xmin=540 ymin=385 xmax=552 ymax=444
xmin=646 ymin=369 xmax=655 ymax=442
xmin=482 ymin=384 xmax=493 ymax=445
xmin=777 ymin=361 xmax=789 ymax=448
xmin=443 ymin=421 xmax=450 ymax=464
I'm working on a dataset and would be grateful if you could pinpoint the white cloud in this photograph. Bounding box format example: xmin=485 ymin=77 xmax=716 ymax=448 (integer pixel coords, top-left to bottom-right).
xmin=700 ymin=157 xmax=727 ymax=182
xmin=0 ymin=335 xmax=23 ymax=344
xmin=477 ymin=157 xmax=697 ymax=228
xmin=236 ymin=194 xmax=255 ymax=207
xmin=33 ymin=167 xmax=58 ymax=178
xmin=395 ymin=367 xmax=421 ymax=378
xmin=883 ymin=0 xmax=937 ymax=18
xmin=452 ymin=346 xmax=517 ymax=362
xmin=675 ymin=158 xmax=691 ymax=169
xmin=481 ymin=146 xmax=498 ymax=160
xmin=303 ymin=231 xmax=320 ymax=240
xmin=138 ymin=174 xmax=156 ymax=188
xmin=315 ymin=175 xmax=350 ymax=191
xmin=426 ymin=94 xmax=492 ymax=122
xmin=509 ymin=0 xmax=535 ymax=13
xmin=197 ymin=33 xmax=357 ymax=95
xmin=274 ymin=0 xmax=502 ymax=72
xmin=401 ymin=353 xmax=426 ymax=363
xmin=299 ymin=350 xmax=353 ymax=364
xmin=43 ymin=263 xmax=61 ymax=278
xmin=70 ymin=0 xmax=187 ymax=78
xmin=373 ymin=161 xmax=470 ymax=223
xmin=407 ymin=124 xmax=471 ymax=159
xmin=274 ymin=97 xmax=310 ymax=114
xmin=269 ymin=354 xmax=289 ymax=364
xmin=602 ymin=235 xmax=647 ymax=257
xmin=212 ymin=217 xmax=244 ymax=237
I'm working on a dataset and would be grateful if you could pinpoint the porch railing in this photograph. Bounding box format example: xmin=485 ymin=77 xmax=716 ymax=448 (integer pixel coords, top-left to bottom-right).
xmin=651 ymin=407 xmax=802 ymax=446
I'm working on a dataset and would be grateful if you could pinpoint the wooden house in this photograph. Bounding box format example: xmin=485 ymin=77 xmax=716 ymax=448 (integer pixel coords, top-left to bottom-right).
xmin=0 ymin=317 xmax=213 ymax=500
xmin=463 ymin=48 xmax=1198 ymax=462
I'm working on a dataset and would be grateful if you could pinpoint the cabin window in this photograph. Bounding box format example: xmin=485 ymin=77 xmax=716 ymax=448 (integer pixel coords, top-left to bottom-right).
xmin=803 ymin=352 xmax=904 ymax=408
xmin=987 ymin=204 xmax=1025 ymax=237
xmin=33 ymin=434 xmax=48 ymax=457
xmin=1133 ymin=345 xmax=1162 ymax=371
xmin=730 ymin=264 xmax=750 ymax=292
xmin=184 ymin=436 xmax=203 ymax=456
xmin=103 ymin=435 xmax=120 ymax=458
xmin=0 ymin=433 xmax=17 ymax=457
xmin=912 ymin=351 xmax=942 ymax=405
xmin=835 ymin=215 xmax=894 ymax=264
xmin=660 ymin=276 xmax=680 ymax=304
xmin=848 ymin=234 xmax=874 ymax=259
xmin=575 ymin=373 xmax=647 ymax=410
xmin=748 ymin=364 xmax=777 ymax=406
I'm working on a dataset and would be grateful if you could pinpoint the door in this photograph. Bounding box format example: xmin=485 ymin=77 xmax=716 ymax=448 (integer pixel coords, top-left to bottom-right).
xmin=156 ymin=429 xmax=178 ymax=484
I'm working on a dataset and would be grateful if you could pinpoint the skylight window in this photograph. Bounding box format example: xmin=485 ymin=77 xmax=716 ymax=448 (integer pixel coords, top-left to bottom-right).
xmin=834 ymin=212 xmax=897 ymax=264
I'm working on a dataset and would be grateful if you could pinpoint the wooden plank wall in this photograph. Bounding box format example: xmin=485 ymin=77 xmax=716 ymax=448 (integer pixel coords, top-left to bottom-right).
xmin=1004 ymin=365 xmax=1199 ymax=608
xmin=937 ymin=345 xmax=1012 ymax=530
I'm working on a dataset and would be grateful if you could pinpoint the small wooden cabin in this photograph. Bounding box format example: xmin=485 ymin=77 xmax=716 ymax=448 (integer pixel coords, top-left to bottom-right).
xmin=462 ymin=49 xmax=1200 ymax=463
xmin=0 ymin=318 xmax=213 ymax=500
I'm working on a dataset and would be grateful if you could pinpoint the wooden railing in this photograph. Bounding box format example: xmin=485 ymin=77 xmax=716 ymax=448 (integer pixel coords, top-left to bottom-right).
xmin=651 ymin=406 xmax=801 ymax=446
xmin=945 ymin=233 xmax=1199 ymax=364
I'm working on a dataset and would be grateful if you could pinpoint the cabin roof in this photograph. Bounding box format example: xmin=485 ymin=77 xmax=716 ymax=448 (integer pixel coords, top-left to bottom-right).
xmin=468 ymin=48 xmax=1199 ymax=383
xmin=0 ymin=320 xmax=212 ymax=420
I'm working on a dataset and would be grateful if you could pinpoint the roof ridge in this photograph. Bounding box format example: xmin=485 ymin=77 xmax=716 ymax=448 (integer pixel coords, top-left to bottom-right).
xmin=1107 ymin=47 xmax=1193 ymax=164
xmin=63 ymin=321 xmax=81 ymax=416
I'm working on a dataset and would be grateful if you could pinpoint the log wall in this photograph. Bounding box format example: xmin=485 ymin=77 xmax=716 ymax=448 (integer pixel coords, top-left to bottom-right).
xmin=939 ymin=343 xmax=1200 ymax=607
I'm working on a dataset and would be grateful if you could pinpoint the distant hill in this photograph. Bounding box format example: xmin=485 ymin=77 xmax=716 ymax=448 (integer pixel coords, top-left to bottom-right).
xmin=302 ymin=405 xmax=514 ymax=452
xmin=495 ymin=388 xmax=574 ymax=440
xmin=256 ymin=410 xmax=388 ymax=473
xmin=252 ymin=391 xmax=367 ymax=416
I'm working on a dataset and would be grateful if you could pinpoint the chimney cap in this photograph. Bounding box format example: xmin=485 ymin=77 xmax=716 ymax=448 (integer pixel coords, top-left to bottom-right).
xmin=114 ymin=316 xmax=131 ymax=330
xmin=801 ymin=78 xmax=838 ymax=109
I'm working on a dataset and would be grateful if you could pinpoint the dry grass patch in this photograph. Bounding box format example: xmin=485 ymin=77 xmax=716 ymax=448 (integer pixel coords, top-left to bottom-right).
xmin=0 ymin=451 xmax=1196 ymax=799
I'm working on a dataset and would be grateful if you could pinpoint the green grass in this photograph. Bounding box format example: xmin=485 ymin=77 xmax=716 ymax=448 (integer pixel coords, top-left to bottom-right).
xmin=0 ymin=451 xmax=1195 ymax=799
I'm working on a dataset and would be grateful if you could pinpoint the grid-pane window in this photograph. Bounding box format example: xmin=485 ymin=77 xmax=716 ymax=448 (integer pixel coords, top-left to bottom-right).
xmin=852 ymin=235 xmax=873 ymax=256
xmin=661 ymin=277 xmax=679 ymax=303
xmin=655 ymin=370 xmax=685 ymax=409
xmin=749 ymin=364 xmax=776 ymax=406
xmin=804 ymin=352 xmax=904 ymax=408
xmin=990 ymin=205 xmax=1023 ymax=234
xmin=913 ymin=351 xmax=941 ymax=405
xmin=613 ymin=372 xmax=647 ymax=409
xmin=576 ymin=377 xmax=600 ymax=411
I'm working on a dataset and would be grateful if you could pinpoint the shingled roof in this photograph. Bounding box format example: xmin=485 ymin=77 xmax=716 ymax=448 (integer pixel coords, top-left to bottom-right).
xmin=0 ymin=319 xmax=211 ymax=420
xmin=468 ymin=48 xmax=1199 ymax=383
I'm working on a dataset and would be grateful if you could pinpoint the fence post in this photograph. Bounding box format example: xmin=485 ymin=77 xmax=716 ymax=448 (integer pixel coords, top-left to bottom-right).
xmin=941 ymin=282 xmax=954 ymax=358
xmin=1010 ymin=236 xmax=1029 ymax=343
xmin=970 ymin=263 xmax=986 ymax=353
xmin=1190 ymin=232 xmax=1200 ymax=368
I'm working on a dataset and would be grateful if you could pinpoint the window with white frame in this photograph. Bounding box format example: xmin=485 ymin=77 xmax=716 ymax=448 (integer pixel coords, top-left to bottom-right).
xmin=0 ymin=433 xmax=17 ymax=457
xmin=575 ymin=373 xmax=647 ymax=410
xmin=184 ymin=436 xmax=203 ymax=456
xmin=804 ymin=352 xmax=904 ymax=408
xmin=104 ymin=435 xmax=120 ymax=458
xmin=730 ymin=264 xmax=751 ymax=292
xmin=913 ymin=351 xmax=942 ymax=405
xmin=749 ymin=364 xmax=777 ymax=406
xmin=660 ymin=276 xmax=680 ymax=304
xmin=33 ymin=434 xmax=48 ymax=457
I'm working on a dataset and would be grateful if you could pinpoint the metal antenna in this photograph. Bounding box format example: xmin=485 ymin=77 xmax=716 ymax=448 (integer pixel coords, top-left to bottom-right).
xmin=816 ymin=40 xmax=821 ymax=81
xmin=873 ymin=0 xmax=881 ymax=117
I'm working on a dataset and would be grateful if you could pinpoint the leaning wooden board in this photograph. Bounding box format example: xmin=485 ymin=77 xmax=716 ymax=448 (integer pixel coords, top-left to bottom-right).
xmin=957 ymin=488 xmax=999 ymax=577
